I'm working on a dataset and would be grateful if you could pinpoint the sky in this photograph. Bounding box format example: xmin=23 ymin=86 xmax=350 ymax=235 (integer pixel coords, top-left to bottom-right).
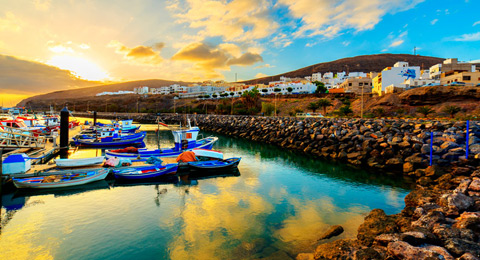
xmin=1 ymin=0 xmax=479 ymax=105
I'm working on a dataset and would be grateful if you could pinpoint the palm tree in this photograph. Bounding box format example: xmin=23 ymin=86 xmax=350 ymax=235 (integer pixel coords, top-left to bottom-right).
xmin=443 ymin=105 xmax=461 ymax=118
xmin=416 ymin=106 xmax=435 ymax=118
xmin=307 ymin=102 xmax=320 ymax=112
xmin=317 ymin=98 xmax=332 ymax=115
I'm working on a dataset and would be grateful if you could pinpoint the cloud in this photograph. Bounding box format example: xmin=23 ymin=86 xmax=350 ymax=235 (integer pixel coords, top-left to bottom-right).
xmin=171 ymin=42 xmax=263 ymax=79
xmin=431 ymin=19 xmax=438 ymax=25
xmin=278 ymin=0 xmax=424 ymax=38
xmin=168 ymin=0 xmax=278 ymax=42
xmin=255 ymin=64 xmax=274 ymax=69
xmin=255 ymin=73 xmax=268 ymax=78
xmin=226 ymin=52 xmax=263 ymax=66
xmin=33 ymin=0 xmax=52 ymax=11
xmin=0 ymin=12 xmax=23 ymax=32
xmin=389 ymin=39 xmax=404 ymax=47
xmin=0 ymin=54 xmax=98 ymax=95
xmin=448 ymin=32 xmax=480 ymax=42
xmin=473 ymin=21 xmax=480 ymax=26
xmin=108 ymin=40 xmax=164 ymax=65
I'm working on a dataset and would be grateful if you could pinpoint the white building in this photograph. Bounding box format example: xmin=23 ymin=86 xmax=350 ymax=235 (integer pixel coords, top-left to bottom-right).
xmin=311 ymin=72 xmax=322 ymax=82
xmin=372 ymin=61 xmax=421 ymax=96
xmin=134 ymin=86 xmax=149 ymax=94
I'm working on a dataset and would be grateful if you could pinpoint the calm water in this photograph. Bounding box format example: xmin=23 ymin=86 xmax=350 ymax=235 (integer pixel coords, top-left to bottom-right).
xmin=0 ymin=121 xmax=410 ymax=260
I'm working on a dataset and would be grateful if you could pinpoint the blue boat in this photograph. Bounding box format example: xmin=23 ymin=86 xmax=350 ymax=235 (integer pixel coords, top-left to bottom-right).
xmin=73 ymin=131 xmax=146 ymax=147
xmin=105 ymin=125 xmax=218 ymax=159
xmin=112 ymin=163 xmax=178 ymax=180
xmin=95 ymin=119 xmax=140 ymax=133
xmin=188 ymin=157 xmax=241 ymax=171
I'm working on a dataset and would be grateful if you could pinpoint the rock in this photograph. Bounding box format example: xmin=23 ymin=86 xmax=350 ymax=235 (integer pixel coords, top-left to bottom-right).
xmin=354 ymin=248 xmax=384 ymax=260
xmin=386 ymin=241 xmax=441 ymax=259
xmin=423 ymin=245 xmax=454 ymax=260
xmin=314 ymin=239 xmax=358 ymax=260
xmin=399 ymin=231 xmax=427 ymax=246
xmin=295 ymin=253 xmax=314 ymax=260
xmin=446 ymin=192 xmax=474 ymax=213
xmin=411 ymin=211 xmax=445 ymax=229
xmin=443 ymin=238 xmax=480 ymax=257
xmin=357 ymin=209 xmax=398 ymax=246
xmin=469 ymin=144 xmax=480 ymax=154
xmin=318 ymin=225 xmax=344 ymax=240
xmin=374 ymin=234 xmax=399 ymax=246
xmin=458 ymin=252 xmax=480 ymax=260
xmin=468 ymin=177 xmax=480 ymax=191
xmin=455 ymin=178 xmax=473 ymax=194
xmin=453 ymin=212 xmax=480 ymax=232
xmin=425 ymin=165 xmax=444 ymax=177
xmin=403 ymin=162 xmax=415 ymax=173
xmin=386 ymin=157 xmax=403 ymax=167
xmin=417 ymin=176 xmax=433 ymax=186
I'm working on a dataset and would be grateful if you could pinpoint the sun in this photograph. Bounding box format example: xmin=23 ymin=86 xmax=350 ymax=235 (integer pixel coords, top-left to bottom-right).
xmin=47 ymin=55 xmax=110 ymax=81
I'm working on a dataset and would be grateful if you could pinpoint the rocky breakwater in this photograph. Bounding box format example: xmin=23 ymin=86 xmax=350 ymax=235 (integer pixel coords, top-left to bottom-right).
xmin=193 ymin=116 xmax=480 ymax=175
xmin=189 ymin=115 xmax=480 ymax=259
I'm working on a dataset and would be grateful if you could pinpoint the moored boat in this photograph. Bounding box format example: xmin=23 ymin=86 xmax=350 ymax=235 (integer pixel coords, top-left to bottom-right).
xmin=12 ymin=168 xmax=110 ymax=189
xmin=55 ymin=156 xmax=105 ymax=168
xmin=112 ymin=163 xmax=178 ymax=180
xmin=188 ymin=157 xmax=241 ymax=171
xmin=73 ymin=131 xmax=146 ymax=147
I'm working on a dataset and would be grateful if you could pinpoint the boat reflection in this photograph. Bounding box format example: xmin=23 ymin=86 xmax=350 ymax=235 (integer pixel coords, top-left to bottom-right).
xmin=12 ymin=180 xmax=111 ymax=200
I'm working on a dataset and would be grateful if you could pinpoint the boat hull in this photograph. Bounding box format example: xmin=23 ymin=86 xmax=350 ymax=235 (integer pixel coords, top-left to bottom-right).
xmin=55 ymin=156 xmax=105 ymax=168
xmin=12 ymin=169 xmax=110 ymax=189
xmin=73 ymin=132 xmax=146 ymax=147
xmin=113 ymin=164 xmax=178 ymax=180
xmin=188 ymin=158 xmax=241 ymax=171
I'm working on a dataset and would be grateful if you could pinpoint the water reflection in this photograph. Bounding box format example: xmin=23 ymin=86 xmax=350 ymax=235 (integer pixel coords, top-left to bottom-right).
xmin=0 ymin=123 xmax=411 ymax=260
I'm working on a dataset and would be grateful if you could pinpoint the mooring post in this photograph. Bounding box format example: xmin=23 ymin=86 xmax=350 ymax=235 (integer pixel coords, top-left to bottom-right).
xmin=60 ymin=107 xmax=69 ymax=158
xmin=466 ymin=120 xmax=470 ymax=159
xmin=0 ymin=148 xmax=3 ymax=191
xmin=93 ymin=111 xmax=97 ymax=126
xmin=430 ymin=132 xmax=433 ymax=166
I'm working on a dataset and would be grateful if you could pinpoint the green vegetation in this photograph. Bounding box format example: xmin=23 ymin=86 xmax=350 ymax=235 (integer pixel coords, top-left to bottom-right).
xmin=443 ymin=105 xmax=461 ymax=118
xmin=261 ymin=102 xmax=275 ymax=116
xmin=313 ymin=81 xmax=327 ymax=94
xmin=373 ymin=107 xmax=386 ymax=117
xmin=307 ymin=102 xmax=320 ymax=112
xmin=241 ymin=87 xmax=261 ymax=115
xmin=416 ymin=106 xmax=435 ymax=118
xmin=316 ymin=98 xmax=333 ymax=115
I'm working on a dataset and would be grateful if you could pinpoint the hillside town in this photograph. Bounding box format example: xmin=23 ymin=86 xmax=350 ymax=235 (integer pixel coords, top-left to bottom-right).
xmin=96 ymin=58 xmax=479 ymax=99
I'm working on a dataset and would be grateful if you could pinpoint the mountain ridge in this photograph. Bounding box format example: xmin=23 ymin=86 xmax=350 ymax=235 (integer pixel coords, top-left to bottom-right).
xmin=18 ymin=53 xmax=446 ymax=106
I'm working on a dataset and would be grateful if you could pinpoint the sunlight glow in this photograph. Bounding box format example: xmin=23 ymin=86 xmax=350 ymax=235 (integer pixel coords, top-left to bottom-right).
xmin=47 ymin=55 xmax=110 ymax=81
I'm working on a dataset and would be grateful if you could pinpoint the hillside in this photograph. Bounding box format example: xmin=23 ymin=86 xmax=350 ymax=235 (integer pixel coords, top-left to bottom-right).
xmin=18 ymin=53 xmax=445 ymax=107
xmin=242 ymin=54 xmax=444 ymax=85
xmin=18 ymin=79 xmax=192 ymax=106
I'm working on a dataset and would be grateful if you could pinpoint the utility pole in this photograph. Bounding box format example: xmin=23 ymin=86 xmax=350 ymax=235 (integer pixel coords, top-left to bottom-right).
xmin=361 ymin=83 xmax=364 ymax=118
xmin=136 ymin=98 xmax=139 ymax=113
xmin=414 ymin=46 xmax=416 ymax=56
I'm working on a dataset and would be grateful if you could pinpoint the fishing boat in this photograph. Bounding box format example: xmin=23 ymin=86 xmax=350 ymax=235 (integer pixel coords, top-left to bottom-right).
xmin=188 ymin=157 xmax=241 ymax=171
xmin=55 ymin=156 xmax=105 ymax=168
xmin=73 ymin=131 xmax=146 ymax=147
xmin=105 ymin=122 xmax=218 ymax=159
xmin=95 ymin=119 xmax=140 ymax=133
xmin=12 ymin=168 xmax=110 ymax=189
xmin=112 ymin=163 xmax=178 ymax=180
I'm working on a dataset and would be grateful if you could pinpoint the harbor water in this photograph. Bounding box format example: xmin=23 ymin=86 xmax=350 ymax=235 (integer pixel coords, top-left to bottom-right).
xmin=0 ymin=121 xmax=411 ymax=259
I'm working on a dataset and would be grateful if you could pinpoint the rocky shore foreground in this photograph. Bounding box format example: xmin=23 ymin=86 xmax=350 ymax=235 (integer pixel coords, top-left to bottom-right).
xmin=75 ymin=112 xmax=480 ymax=259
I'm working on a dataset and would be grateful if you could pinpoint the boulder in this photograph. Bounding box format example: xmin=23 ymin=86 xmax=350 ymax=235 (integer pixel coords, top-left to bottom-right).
xmin=318 ymin=225 xmax=344 ymax=240
xmin=386 ymin=241 xmax=441 ymax=259
xmin=468 ymin=177 xmax=480 ymax=191
xmin=314 ymin=239 xmax=358 ymax=260
xmin=357 ymin=209 xmax=398 ymax=246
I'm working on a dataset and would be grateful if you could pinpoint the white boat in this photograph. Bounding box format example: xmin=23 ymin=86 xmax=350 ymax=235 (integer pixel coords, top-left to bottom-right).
xmin=12 ymin=168 xmax=110 ymax=189
xmin=192 ymin=148 xmax=223 ymax=160
xmin=55 ymin=156 xmax=105 ymax=168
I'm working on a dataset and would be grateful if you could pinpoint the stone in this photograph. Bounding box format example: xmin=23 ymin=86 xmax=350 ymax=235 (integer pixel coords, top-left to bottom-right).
xmin=446 ymin=192 xmax=474 ymax=213
xmin=469 ymin=144 xmax=480 ymax=154
xmin=354 ymin=248 xmax=383 ymax=260
xmin=425 ymin=165 xmax=444 ymax=177
xmin=468 ymin=177 xmax=480 ymax=191
xmin=399 ymin=231 xmax=427 ymax=246
xmin=374 ymin=234 xmax=399 ymax=246
xmin=386 ymin=157 xmax=403 ymax=166
xmin=387 ymin=241 xmax=441 ymax=259
xmin=403 ymin=162 xmax=415 ymax=173
xmin=443 ymin=238 xmax=480 ymax=257
xmin=357 ymin=209 xmax=398 ymax=246
xmin=455 ymin=178 xmax=473 ymax=194
xmin=314 ymin=239 xmax=357 ymax=260
xmin=318 ymin=225 xmax=344 ymax=240
xmin=458 ymin=253 xmax=480 ymax=260
xmin=411 ymin=211 xmax=445 ymax=229
xmin=453 ymin=212 xmax=480 ymax=232
xmin=423 ymin=245 xmax=454 ymax=260
xmin=295 ymin=253 xmax=314 ymax=260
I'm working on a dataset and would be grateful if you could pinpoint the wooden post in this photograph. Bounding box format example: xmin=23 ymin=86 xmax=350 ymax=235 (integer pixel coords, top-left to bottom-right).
xmin=60 ymin=107 xmax=69 ymax=149
xmin=93 ymin=111 xmax=97 ymax=126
